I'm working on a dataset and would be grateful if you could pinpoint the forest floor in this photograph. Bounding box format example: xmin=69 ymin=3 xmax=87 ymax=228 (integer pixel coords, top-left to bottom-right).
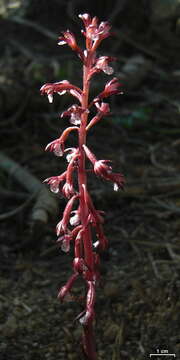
xmin=0 ymin=15 xmax=180 ymax=360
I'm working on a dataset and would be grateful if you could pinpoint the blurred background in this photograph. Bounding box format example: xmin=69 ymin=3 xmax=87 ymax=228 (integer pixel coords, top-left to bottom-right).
xmin=0 ymin=1 xmax=180 ymax=359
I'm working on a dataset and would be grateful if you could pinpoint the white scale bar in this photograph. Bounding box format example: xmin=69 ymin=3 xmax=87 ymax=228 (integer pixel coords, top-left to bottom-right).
xmin=150 ymin=355 xmax=176 ymax=358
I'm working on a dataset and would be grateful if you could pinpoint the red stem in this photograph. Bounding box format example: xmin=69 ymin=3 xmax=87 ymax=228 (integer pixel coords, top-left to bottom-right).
xmin=78 ymin=53 xmax=94 ymax=272
xmin=78 ymin=51 xmax=97 ymax=360
xmin=82 ymin=324 xmax=97 ymax=360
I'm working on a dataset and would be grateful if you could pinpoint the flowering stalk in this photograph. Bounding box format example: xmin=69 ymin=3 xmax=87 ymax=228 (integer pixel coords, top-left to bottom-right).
xmin=41 ymin=13 xmax=125 ymax=360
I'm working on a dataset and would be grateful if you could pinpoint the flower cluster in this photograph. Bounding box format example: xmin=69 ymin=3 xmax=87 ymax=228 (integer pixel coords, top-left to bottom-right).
xmin=41 ymin=13 xmax=125 ymax=360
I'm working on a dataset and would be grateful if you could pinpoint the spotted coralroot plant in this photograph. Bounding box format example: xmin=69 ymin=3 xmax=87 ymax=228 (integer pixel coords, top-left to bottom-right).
xmin=41 ymin=13 xmax=125 ymax=360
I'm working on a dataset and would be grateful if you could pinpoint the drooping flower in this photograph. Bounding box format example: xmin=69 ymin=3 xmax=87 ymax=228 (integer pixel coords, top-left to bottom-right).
xmin=95 ymin=56 xmax=115 ymax=75
xmin=43 ymin=172 xmax=66 ymax=193
xmin=57 ymin=195 xmax=78 ymax=235
xmin=61 ymin=104 xmax=88 ymax=125
xmin=56 ymin=220 xmax=65 ymax=236
xmin=45 ymin=138 xmax=64 ymax=157
xmin=79 ymin=308 xmax=95 ymax=326
xmin=108 ymin=172 xmax=125 ymax=191
xmin=58 ymin=273 xmax=79 ymax=302
xmin=94 ymin=159 xmax=112 ymax=177
xmin=78 ymin=281 xmax=95 ymax=325
xmin=86 ymin=102 xmax=110 ymax=131
xmin=95 ymin=223 xmax=108 ymax=251
xmin=57 ymin=234 xmax=72 ymax=253
xmin=45 ymin=127 xmax=79 ymax=158
xmin=95 ymin=77 xmax=123 ymax=100
xmin=94 ymin=101 xmax=110 ymax=114
xmin=83 ymin=145 xmax=125 ymax=191
xmin=64 ymin=194 xmax=78 ymax=224
xmin=64 ymin=147 xmax=78 ymax=163
xmin=88 ymin=56 xmax=115 ymax=80
xmin=94 ymin=160 xmax=125 ymax=190
xmin=58 ymin=30 xmax=84 ymax=61
xmin=40 ymin=80 xmax=82 ymax=103
xmin=62 ymin=182 xmax=75 ymax=199
xmin=70 ymin=209 xmax=80 ymax=226
xmin=73 ymin=257 xmax=88 ymax=274
xmin=62 ymin=149 xmax=80 ymax=198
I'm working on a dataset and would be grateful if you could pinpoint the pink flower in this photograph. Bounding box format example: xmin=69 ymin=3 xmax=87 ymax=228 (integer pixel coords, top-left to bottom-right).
xmin=78 ymin=13 xmax=92 ymax=28
xmin=57 ymin=194 xmax=78 ymax=235
xmin=86 ymin=102 xmax=110 ymax=131
xmin=96 ymin=77 xmax=123 ymax=100
xmin=64 ymin=194 xmax=78 ymax=222
xmin=40 ymin=80 xmax=82 ymax=103
xmin=56 ymin=220 xmax=66 ymax=236
xmin=58 ymin=30 xmax=77 ymax=49
xmin=45 ymin=138 xmax=64 ymax=157
xmin=95 ymin=223 xmax=108 ymax=251
xmin=62 ymin=182 xmax=75 ymax=199
xmin=78 ymin=281 xmax=95 ymax=325
xmin=45 ymin=128 xmax=79 ymax=158
xmin=83 ymin=145 xmax=125 ymax=191
xmin=110 ymin=173 xmax=125 ymax=191
xmin=94 ymin=159 xmax=112 ymax=177
xmin=57 ymin=234 xmax=72 ymax=253
xmin=79 ymin=308 xmax=95 ymax=326
xmin=95 ymin=56 xmax=115 ymax=75
xmin=61 ymin=104 xmax=88 ymax=125
xmin=79 ymin=14 xmax=111 ymax=50
xmin=64 ymin=148 xmax=78 ymax=163
xmin=95 ymin=101 xmax=110 ymax=114
xmin=94 ymin=160 xmax=125 ymax=190
xmin=58 ymin=273 xmax=79 ymax=302
xmin=73 ymin=257 xmax=88 ymax=274
xmin=70 ymin=209 xmax=80 ymax=226
xmin=43 ymin=172 xmax=66 ymax=193
xmin=58 ymin=30 xmax=84 ymax=60
xmin=62 ymin=149 xmax=80 ymax=198
xmin=88 ymin=56 xmax=116 ymax=79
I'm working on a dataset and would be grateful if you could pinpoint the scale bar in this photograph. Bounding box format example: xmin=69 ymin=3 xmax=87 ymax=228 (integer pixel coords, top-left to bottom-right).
xmin=150 ymin=355 xmax=176 ymax=358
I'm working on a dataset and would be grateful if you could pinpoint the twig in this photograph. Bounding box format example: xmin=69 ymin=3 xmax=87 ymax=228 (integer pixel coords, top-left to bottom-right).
xmin=0 ymin=94 xmax=29 ymax=127
xmin=166 ymin=244 xmax=180 ymax=261
xmin=130 ymin=240 xmax=179 ymax=251
xmin=0 ymin=186 xmax=27 ymax=200
xmin=10 ymin=16 xmax=58 ymax=40
xmin=9 ymin=39 xmax=74 ymax=62
xmin=150 ymin=143 xmax=176 ymax=173
xmin=148 ymin=252 xmax=162 ymax=279
xmin=0 ymin=193 xmax=35 ymax=221
xmin=113 ymin=28 xmax=168 ymax=62
xmin=91 ymin=177 xmax=180 ymax=199
xmin=152 ymin=198 xmax=180 ymax=214
xmin=108 ymin=0 xmax=127 ymax=22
